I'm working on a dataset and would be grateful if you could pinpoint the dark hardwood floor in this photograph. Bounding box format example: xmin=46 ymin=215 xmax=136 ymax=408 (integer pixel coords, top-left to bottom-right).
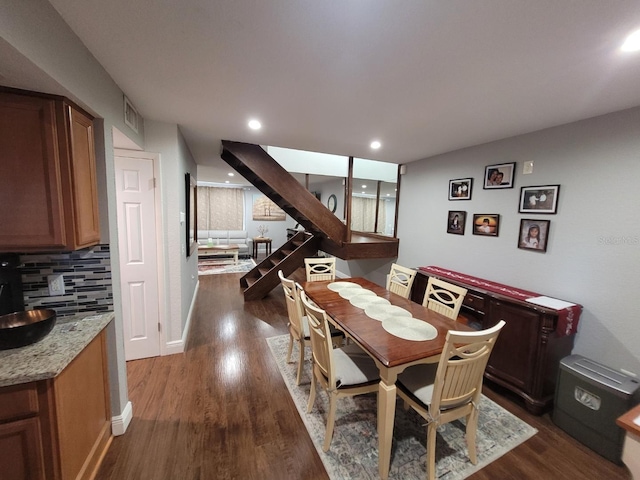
xmin=96 ymin=270 xmax=631 ymax=480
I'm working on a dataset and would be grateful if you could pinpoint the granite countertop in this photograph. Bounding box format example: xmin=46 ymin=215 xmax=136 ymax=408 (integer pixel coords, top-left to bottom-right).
xmin=0 ymin=312 xmax=114 ymax=388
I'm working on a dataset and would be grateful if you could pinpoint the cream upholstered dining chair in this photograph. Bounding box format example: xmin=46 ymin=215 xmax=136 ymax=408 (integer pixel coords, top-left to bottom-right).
xmin=304 ymin=256 xmax=336 ymax=282
xmin=278 ymin=270 xmax=343 ymax=385
xmin=422 ymin=277 xmax=468 ymax=320
xmin=299 ymin=289 xmax=379 ymax=452
xmin=386 ymin=263 xmax=417 ymax=299
xmin=396 ymin=320 xmax=506 ymax=480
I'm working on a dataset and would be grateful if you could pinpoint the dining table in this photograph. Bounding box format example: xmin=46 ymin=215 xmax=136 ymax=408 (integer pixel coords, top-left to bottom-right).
xmin=301 ymin=277 xmax=473 ymax=480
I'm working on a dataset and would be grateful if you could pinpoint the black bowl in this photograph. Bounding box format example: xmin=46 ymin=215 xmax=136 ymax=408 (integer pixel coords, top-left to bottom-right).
xmin=0 ymin=309 xmax=57 ymax=350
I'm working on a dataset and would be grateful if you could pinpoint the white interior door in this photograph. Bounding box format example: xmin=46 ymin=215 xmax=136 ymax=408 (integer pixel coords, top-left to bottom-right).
xmin=115 ymin=154 xmax=161 ymax=360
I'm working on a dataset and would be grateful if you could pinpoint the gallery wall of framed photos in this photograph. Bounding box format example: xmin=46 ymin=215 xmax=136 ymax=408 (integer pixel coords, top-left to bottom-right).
xmin=447 ymin=162 xmax=560 ymax=253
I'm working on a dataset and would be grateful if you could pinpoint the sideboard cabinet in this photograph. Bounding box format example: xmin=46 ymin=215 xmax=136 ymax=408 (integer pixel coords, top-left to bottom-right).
xmin=412 ymin=268 xmax=580 ymax=414
xmin=0 ymin=88 xmax=100 ymax=252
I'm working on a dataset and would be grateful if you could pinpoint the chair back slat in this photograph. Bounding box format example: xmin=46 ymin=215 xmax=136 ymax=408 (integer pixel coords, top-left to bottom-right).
xmin=300 ymin=288 xmax=335 ymax=385
xmin=431 ymin=321 xmax=504 ymax=412
xmin=305 ymin=257 xmax=336 ymax=282
xmin=278 ymin=270 xmax=305 ymax=338
xmin=422 ymin=277 xmax=468 ymax=320
xmin=386 ymin=263 xmax=416 ymax=299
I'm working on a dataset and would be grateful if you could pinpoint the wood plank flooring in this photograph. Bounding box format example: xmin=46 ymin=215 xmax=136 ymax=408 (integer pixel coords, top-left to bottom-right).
xmin=96 ymin=271 xmax=631 ymax=480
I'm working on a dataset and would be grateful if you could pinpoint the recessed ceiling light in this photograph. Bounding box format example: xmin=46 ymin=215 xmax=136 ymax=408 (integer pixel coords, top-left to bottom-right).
xmin=248 ymin=119 xmax=262 ymax=130
xmin=225 ymin=180 xmax=230 ymax=184
xmin=362 ymin=184 xmax=367 ymax=188
xmin=370 ymin=140 xmax=381 ymax=149
xmin=621 ymin=29 xmax=640 ymax=52
xmin=228 ymin=172 xmax=234 ymax=177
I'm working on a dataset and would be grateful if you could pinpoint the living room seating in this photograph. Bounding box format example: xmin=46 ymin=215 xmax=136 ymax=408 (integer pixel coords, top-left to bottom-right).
xmin=197 ymin=230 xmax=252 ymax=257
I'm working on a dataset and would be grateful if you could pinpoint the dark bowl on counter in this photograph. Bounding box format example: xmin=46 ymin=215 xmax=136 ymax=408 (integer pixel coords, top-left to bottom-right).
xmin=0 ymin=309 xmax=57 ymax=350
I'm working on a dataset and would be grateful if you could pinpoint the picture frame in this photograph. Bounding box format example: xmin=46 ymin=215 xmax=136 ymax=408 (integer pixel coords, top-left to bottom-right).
xmin=185 ymin=173 xmax=198 ymax=257
xmin=472 ymin=214 xmax=500 ymax=236
xmin=447 ymin=211 xmax=466 ymax=235
xmin=518 ymin=219 xmax=550 ymax=252
xmin=483 ymin=162 xmax=515 ymax=189
xmin=519 ymin=185 xmax=560 ymax=214
xmin=448 ymin=178 xmax=473 ymax=200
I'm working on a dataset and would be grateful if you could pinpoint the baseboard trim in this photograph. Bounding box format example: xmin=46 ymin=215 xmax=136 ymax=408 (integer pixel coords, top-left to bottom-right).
xmin=111 ymin=400 xmax=133 ymax=436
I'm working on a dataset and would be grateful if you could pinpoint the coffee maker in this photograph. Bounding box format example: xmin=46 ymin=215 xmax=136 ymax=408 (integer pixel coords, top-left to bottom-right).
xmin=0 ymin=254 xmax=24 ymax=315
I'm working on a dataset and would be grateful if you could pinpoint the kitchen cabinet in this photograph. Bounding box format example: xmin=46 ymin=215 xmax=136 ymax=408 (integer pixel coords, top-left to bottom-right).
xmin=0 ymin=88 xmax=100 ymax=252
xmin=412 ymin=267 xmax=580 ymax=414
xmin=0 ymin=330 xmax=111 ymax=480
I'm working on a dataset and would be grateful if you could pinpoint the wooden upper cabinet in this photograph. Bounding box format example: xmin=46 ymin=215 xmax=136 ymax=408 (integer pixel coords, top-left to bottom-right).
xmin=0 ymin=88 xmax=100 ymax=252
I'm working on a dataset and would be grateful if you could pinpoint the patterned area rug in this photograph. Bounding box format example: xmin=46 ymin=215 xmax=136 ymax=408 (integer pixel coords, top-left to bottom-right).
xmin=266 ymin=334 xmax=537 ymax=480
xmin=197 ymin=257 xmax=256 ymax=275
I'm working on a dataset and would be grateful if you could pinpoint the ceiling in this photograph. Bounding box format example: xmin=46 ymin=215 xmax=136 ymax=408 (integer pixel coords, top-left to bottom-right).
xmin=38 ymin=1 xmax=640 ymax=184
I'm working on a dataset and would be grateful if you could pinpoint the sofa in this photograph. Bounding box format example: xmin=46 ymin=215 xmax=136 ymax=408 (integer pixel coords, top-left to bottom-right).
xmin=197 ymin=230 xmax=252 ymax=257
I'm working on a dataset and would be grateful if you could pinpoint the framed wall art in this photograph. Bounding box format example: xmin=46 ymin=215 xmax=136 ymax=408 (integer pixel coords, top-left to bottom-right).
xmin=518 ymin=219 xmax=550 ymax=252
xmin=484 ymin=162 xmax=515 ymax=189
xmin=519 ymin=185 xmax=560 ymax=214
xmin=448 ymin=178 xmax=473 ymax=200
xmin=447 ymin=211 xmax=466 ymax=235
xmin=472 ymin=214 xmax=500 ymax=236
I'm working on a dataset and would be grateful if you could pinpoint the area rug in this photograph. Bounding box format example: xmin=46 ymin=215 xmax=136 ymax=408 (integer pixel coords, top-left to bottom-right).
xmin=266 ymin=334 xmax=537 ymax=480
xmin=197 ymin=257 xmax=256 ymax=275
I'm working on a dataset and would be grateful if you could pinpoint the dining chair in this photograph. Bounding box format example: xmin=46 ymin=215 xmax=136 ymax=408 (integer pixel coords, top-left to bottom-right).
xmin=299 ymin=289 xmax=379 ymax=452
xmin=422 ymin=277 xmax=468 ymax=320
xmin=278 ymin=270 xmax=343 ymax=385
xmin=304 ymin=256 xmax=336 ymax=282
xmin=386 ymin=263 xmax=417 ymax=299
xmin=396 ymin=320 xmax=506 ymax=480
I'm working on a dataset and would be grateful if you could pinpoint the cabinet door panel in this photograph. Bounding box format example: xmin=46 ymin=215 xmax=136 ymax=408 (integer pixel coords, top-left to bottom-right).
xmin=0 ymin=93 xmax=65 ymax=248
xmin=66 ymin=105 xmax=100 ymax=247
xmin=486 ymin=300 xmax=541 ymax=391
xmin=0 ymin=417 xmax=45 ymax=480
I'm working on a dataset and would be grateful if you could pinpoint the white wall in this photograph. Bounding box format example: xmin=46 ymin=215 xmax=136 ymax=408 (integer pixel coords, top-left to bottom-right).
xmin=144 ymin=121 xmax=198 ymax=347
xmin=394 ymin=107 xmax=640 ymax=375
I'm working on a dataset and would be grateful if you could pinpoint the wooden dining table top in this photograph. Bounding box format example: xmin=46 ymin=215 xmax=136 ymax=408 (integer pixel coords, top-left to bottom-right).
xmin=301 ymin=277 xmax=473 ymax=368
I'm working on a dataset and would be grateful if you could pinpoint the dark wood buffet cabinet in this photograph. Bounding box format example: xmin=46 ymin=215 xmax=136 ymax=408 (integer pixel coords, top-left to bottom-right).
xmin=0 ymin=87 xmax=100 ymax=252
xmin=412 ymin=267 xmax=581 ymax=414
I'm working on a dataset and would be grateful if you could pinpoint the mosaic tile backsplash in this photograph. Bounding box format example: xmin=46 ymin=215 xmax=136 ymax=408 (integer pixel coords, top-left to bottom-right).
xmin=20 ymin=244 xmax=113 ymax=318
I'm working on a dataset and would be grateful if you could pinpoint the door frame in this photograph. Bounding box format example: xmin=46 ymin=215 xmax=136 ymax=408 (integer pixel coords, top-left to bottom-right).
xmin=114 ymin=148 xmax=167 ymax=356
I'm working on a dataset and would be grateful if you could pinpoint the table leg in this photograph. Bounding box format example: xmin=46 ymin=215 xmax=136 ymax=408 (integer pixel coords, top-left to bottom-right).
xmin=233 ymin=251 xmax=238 ymax=265
xmin=378 ymin=378 xmax=397 ymax=480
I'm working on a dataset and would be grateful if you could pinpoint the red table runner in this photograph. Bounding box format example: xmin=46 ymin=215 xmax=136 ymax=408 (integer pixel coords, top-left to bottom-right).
xmin=419 ymin=266 xmax=581 ymax=336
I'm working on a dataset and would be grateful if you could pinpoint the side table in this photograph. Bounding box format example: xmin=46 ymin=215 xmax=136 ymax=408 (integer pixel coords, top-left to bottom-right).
xmin=253 ymin=237 xmax=272 ymax=258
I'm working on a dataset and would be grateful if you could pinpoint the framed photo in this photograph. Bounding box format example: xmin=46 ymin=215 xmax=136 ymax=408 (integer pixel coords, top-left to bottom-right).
xmin=484 ymin=162 xmax=515 ymax=189
xmin=519 ymin=185 xmax=560 ymax=214
xmin=447 ymin=211 xmax=466 ymax=235
xmin=518 ymin=219 xmax=550 ymax=252
xmin=472 ymin=214 xmax=500 ymax=236
xmin=448 ymin=178 xmax=473 ymax=200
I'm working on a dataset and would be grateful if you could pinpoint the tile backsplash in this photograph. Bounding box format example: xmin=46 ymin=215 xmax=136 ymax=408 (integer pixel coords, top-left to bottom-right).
xmin=20 ymin=244 xmax=113 ymax=317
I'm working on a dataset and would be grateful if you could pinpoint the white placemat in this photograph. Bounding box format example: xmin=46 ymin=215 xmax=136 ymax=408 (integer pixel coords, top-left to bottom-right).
xmin=327 ymin=281 xmax=362 ymax=292
xmin=364 ymin=304 xmax=412 ymax=322
xmin=382 ymin=317 xmax=438 ymax=341
xmin=339 ymin=288 xmax=376 ymax=300
xmin=349 ymin=295 xmax=390 ymax=309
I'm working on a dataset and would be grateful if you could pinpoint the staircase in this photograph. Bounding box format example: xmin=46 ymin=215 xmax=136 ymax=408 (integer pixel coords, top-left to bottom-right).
xmin=240 ymin=231 xmax=319 ymax=300
xmin=221 ymin=140 xmax=399 ymax=300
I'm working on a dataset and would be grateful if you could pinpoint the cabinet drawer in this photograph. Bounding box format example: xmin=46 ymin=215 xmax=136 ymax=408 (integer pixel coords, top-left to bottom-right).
xmin=463 ymin=292 xmax=485 ymax=313
xmin=0 ymin=384 xmax=39 ymax=422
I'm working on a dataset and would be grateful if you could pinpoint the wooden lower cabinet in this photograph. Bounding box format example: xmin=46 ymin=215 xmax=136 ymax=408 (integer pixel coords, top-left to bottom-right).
xmin=412 ymin=271 xmax=577 ymax=414
xmin=0 ymin=331 xmax=112 ymax=480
